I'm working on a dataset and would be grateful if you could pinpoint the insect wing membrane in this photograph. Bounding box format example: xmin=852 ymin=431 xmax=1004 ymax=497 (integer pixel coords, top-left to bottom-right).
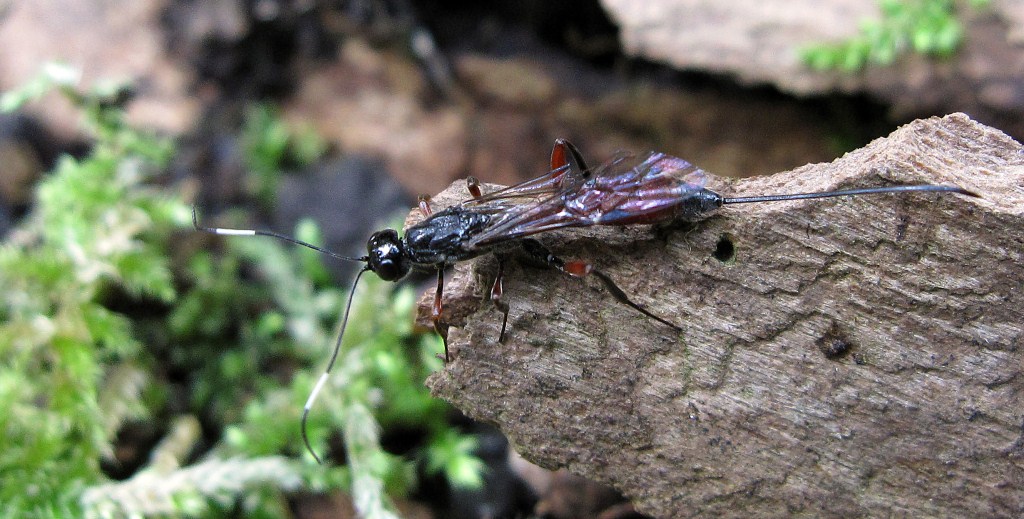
xmin=567 ymin=151 xmax=710 ymax=226
xmin=461 ymin=152 xmax=643 ymax=246
xmin=460 ymin=155 xmax=601 ymax=246
xmin=464 ymin=151 xmax=710 ymax=246
xmin=465 ymin=188 xmax=583 ymax=247
xmin=660 ymin=153 xmax=707 ymax=190
xmin=463 ymin=161 xmax=587 ymax=209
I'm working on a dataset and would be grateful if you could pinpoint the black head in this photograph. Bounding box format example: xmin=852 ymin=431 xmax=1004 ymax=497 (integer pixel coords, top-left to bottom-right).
xmin=367 ymin=229 xmax=410 ymax=281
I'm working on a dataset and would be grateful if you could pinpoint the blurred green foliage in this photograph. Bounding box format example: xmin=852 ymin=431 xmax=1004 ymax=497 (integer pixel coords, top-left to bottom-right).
xmin=0 ymin=65 xmax=481 ymax=518
xmin=241 ymin=103 xmax=327 ymax=208
xmin=802 ymin=0 xmax=991 ymax=72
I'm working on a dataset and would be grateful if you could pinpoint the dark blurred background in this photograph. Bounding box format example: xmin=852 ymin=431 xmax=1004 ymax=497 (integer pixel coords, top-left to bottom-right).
xmin=4 ymin=0 xmax=1020 ymax=251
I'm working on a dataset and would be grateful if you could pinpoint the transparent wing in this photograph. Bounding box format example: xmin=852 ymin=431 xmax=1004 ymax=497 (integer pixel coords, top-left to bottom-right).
xmin=466 ymin=151 xmax=708 ymax=247
xmin=460 ymin=139 xmax=599 ymax=211
xmin=457 ymin=164 xmax=576 ymax=215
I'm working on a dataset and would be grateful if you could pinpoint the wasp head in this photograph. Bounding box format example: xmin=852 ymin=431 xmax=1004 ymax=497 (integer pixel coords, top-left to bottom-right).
xmin=367 ymin=229 xmax=410 ymax=281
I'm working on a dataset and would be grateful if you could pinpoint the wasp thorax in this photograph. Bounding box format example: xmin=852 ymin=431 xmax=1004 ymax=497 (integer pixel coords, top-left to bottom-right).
xmin=367 ymin=229 xmax=410 ymax=281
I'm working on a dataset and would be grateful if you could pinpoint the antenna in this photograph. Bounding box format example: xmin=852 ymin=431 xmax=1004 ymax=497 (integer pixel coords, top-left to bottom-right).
xmin=301 ymin=266 xmax=369 ymax=464
xmin=191 ymin=206 xmax=367 ymax=263
xmin=192 ymin=206 xmax=370 ymax=464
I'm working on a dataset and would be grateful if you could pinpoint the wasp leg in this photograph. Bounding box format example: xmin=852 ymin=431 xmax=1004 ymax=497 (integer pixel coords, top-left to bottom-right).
xmin=432 ymin=267 xmax=450 ymax=362
xmin=490 ymin=259 xmax=510 ymax=342
xmin=520 ymin=239 xmax=682 ymax=332
xmin=418 ymin=194 xmax=433 ymax=217
xmin=466 ymin=176 xmax=483 ymax=199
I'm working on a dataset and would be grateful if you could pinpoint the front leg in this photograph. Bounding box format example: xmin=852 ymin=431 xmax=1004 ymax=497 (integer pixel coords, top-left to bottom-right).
xmin=431 ymin=267 xmax=450 ymax=362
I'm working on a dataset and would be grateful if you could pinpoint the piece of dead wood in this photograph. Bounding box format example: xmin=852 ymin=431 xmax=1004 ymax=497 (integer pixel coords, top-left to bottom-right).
xmin=598 ymin=0 xmax=1024 ymax=131
xmin=416 ymin=113 xmax=1023 ymax=518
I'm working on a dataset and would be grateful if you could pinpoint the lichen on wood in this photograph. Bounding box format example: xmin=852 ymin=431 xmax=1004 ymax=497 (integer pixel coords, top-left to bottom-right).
xmin=419 ymin=113 xmax=1023 ymax=518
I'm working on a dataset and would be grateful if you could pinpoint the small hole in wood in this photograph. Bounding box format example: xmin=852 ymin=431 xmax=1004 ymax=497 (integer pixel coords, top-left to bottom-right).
xmin=713 ymin=235 xmax=735 ymax=263
xmin=817 ymin=324 xmax=854 ymax=360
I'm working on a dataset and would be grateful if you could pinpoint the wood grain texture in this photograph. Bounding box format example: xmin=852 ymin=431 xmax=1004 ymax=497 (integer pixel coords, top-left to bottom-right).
xmin=419 ymin=113 xmax=1024 ymax=518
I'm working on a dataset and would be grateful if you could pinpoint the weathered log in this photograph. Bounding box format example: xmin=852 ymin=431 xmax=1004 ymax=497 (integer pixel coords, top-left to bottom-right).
xmin=419 ymin=113 xmax=1024 ymax=518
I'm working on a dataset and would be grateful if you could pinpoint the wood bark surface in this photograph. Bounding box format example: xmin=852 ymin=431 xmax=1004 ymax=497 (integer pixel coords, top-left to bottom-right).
xmin=598 ymin=0 xmax=1024 ymax=129
xmin=417 ymin=113 xmax=1024 ymax=518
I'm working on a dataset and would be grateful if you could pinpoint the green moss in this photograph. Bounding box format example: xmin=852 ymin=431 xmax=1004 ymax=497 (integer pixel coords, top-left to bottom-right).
xmin=241 ymin=103 xmax=327 ymax=208
xmin=1 ymin=66 xmax=480 ymax=518
xmin=801 ymin=0 xmax=990 ymax=72
xmin=0 ymin=65 xmax=176 ymax=516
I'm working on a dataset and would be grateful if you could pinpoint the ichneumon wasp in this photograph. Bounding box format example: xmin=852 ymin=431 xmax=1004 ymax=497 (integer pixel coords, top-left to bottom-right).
xmin=193 ymin=138 xmax=978 ymax=463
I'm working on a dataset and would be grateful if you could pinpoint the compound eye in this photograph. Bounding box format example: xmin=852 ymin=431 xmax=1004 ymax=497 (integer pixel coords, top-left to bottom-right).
xmin=367 ymin=229 xmax=409 ymax=281
xmin=374 ymin=257 xmax=402 ymax=281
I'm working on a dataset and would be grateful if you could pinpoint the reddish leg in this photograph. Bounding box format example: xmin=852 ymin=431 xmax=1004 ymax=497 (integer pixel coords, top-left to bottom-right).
xmin=432 ymin=267 xmax=450 ymax=362
xmin=550 ymin=138 xmax=590 ymax=176
xmin=419 ymin=194 xmax=433 ymax=217
xmin=466 ymin=176 xmax=483 ymax=199
xmin=521 ymin=239 xmax=681 ymax=332
xmin=490 ymin=260 xmax=510 ymax=342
